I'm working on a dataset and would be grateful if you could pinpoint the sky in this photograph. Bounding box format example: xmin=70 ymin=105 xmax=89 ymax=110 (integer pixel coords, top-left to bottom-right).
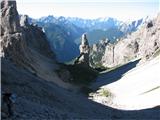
xmin=16 ymin=0 xmax=160 ymax=21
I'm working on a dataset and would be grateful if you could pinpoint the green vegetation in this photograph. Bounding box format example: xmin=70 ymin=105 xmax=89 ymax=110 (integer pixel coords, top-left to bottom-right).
xmin=58 ymin=63 xmax=98 ymax=85
xmin=141 ymin=86 xmax=160 ymax=95
xmin=153 ymin=49 xmax=160 ymax=58
xmin=94 ymin=64 xmax=107 ymax=72
xmin=90 ymin=52 xmax=104 ymax=68
xmin=90 ymin=52 xmax=108 ymax=72
xmin=100 ymin=89 xmax=111 ymax=97
xmin=101 ymin=64 xmax=122 ymax=73
xmin=66 ymin=64 xmax=98 ymax=85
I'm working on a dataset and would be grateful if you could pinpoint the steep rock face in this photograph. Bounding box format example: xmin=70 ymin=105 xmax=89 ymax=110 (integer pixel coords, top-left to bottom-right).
xmin=0 ymin=0 xmax=31 ymax=68
xmin=138 ymin=14 xmax=160 ymax=59
xmin=102 ymin=39 xmax=139 ymax=67
xmin=1 ymin=2 xmax=74 ymax=118
xmin=102 ymin=14 xmax=160 ymax=68
xmin=0 ymin=0 xmax=71 ymax=89
xmin=90 ymin=39 xmax=109 ymax=67
xmin=1 ymin=0 xmax=20 ymax=35
xmin=75 ymin=34 xmax=90 ymax=66
xmin=20 ymin=15 xmax=54 ymax=58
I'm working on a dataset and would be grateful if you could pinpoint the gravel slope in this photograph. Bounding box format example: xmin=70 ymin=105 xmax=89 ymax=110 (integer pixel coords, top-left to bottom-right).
xmin=91 ymin=55 xmax=160 ymax=110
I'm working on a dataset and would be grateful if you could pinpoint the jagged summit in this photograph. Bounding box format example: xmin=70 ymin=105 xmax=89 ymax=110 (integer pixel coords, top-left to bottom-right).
xmin=1 ymin=0 xmax=54 ymax=67
xmin=1 ymin=0 xmax=21 ymax=35
xmin=101 ymin=13 xmax=160 ymax=67
xmin=20 ymin=15 xmax=29 ymax=27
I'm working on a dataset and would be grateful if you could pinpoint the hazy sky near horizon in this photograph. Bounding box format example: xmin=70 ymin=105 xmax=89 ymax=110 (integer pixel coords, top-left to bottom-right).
xmin=16 ymin=0 xmax=159 ymax=21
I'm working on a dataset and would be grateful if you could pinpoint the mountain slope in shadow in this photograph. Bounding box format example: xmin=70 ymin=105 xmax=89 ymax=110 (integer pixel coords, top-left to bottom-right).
xmin=91 ymin=59 xmax=140 ymax=90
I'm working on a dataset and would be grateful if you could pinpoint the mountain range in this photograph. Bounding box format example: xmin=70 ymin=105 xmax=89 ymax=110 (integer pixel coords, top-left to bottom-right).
xmin=1 ymin=1 xmax=160 ymax=119
xmin=30 ymin=15 xmax=149 ymax=62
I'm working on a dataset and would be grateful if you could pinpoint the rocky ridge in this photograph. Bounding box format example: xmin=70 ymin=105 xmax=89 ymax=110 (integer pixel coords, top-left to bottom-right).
xmin=0 ymin=0 xmax=72 ymax=90
xmin=90 ymin=38 xmax=109 ymax=68
xmin=1 ymin=1 xmax=160 ymax=119
xmin=102 ymin=13 xmax=160 ymax=68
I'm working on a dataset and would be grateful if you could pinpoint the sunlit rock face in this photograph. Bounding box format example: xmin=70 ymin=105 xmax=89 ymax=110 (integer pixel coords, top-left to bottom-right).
xmin=0 ymin=0 xmax=26 ymax=61
xmin=102 ymin=13 xmax=160 ymax=68
xmin=75 ymin=34 xmax=90 ymax=66
xmin=1 ymin=0 xmax=21 ymax=35
xmin=102 ymin=39 xmax=139 ymax=68
xmin=20 ymin=15 xmax=29 ymax=27
xmin=0 ymin=0 xmax=56 ymax=74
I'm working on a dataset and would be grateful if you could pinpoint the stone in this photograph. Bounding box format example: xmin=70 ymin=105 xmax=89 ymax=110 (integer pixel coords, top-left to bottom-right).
xmin=1 ymin=0 xmax=21 ymax=35
xmin=90 ymin=38 xmax=109 ymax=68
xmin=20 ymin=15 xmax=29 ymax=27
xmin=147 ymin=21 xmax=153 ymax=28
xmin=74 ymin=33 xmax=90 ymax=66
xmin=102 ymin=13 xmax=160 ymax=68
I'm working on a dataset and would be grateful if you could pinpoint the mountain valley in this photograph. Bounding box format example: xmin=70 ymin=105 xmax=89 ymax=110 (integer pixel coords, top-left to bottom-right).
xmin=31 ymin=15 xmax=148 ymax=62
xmin=1 ymin=0 xmax=160 ymax=120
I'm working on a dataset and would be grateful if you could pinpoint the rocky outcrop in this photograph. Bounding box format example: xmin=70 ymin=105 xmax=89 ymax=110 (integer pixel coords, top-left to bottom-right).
xmin=102 ymin=13 xmax=160 ymax=68
xmin=90 ymin=39 xmax=109 ymax=68
xmin=75 ymin=34 xmax=90 ymax=66
xmin=102 ymin=39 xmax=139 ymax=67
xmin=0 ymin=0 xmax=71 ymax=89
xmin=20 ymin=15 xmax=55 ymax=58
xmin=35 ymin=16 xmax=84 ymax=62
xmin=20 ymin=15 xmax=29 ymax=27
xmin=1 ymin=1 xmax=74 ymax=118
xmin=1 ymin=0 xmax=21 ymax=35
xmin=138 ymin=14 xmax=160 ymax=60
xmin=0 ymin=0 xmax=30 ymax=68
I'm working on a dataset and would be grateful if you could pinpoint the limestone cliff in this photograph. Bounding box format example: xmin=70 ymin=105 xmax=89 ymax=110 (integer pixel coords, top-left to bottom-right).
xmin=75 ymin=33 xmax=90 ymax=66
xmin=1 ymin=1 xmax=159 ymax=119
xmin=90 ymin=39 xmax=109 ymax=68
xmin=0 ymin=0 xmax=71 ymax=89
xmin=102 ymin=14 xmax=160 ymax=68
xmin=0 ymin=0 xmax=30 ymax=68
